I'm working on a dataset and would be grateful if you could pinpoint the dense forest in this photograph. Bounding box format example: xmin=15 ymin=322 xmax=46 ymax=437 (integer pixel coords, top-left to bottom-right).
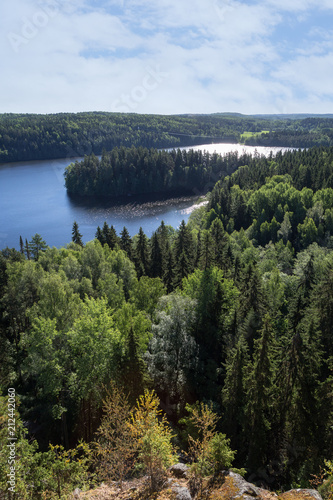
xmin=2 ymin=145 xmax=333 ymax=498
xmin=2 ymin=111 xmax=333 ymax=164
xmin=64 ymin=146 xmax=248 ymax=197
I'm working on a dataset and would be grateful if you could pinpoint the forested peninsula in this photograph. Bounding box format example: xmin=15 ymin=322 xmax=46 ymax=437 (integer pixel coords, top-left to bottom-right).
xmin=2 ymin=111 xmax=333 ymax=163
xmin=64 ymin=146 xmax=245 ymax=197
xmin=2 ymin=145 xmax=333 ymax=498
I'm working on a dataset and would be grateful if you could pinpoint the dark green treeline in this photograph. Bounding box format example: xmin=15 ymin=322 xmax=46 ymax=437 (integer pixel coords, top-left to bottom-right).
xmin=3 ymin=111 xmax=333 ymax=164
xmin=64 ymin=146 xmax=245 ymax=197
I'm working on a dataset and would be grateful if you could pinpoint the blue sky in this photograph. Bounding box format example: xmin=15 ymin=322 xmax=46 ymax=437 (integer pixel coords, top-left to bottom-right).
xmin=1 ymin=0 xmax=333 ymax=115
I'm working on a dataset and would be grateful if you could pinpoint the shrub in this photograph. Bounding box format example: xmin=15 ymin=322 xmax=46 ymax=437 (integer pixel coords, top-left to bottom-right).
xmin=129 ymin=390 xmax=177 ymax=492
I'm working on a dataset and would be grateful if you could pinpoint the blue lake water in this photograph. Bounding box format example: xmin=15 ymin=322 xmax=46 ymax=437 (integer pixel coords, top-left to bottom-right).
xmin=0 ymin=143 xmax=291 ymax=250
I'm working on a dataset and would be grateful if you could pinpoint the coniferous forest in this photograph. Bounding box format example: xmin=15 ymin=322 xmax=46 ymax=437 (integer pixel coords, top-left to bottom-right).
xmin=3 ymin=111 xmax=333 ymax=163
xmin=3 ymin=143 xmax=333 ymax=498
xmin=64 ymin=147 xmax=244 ymax=197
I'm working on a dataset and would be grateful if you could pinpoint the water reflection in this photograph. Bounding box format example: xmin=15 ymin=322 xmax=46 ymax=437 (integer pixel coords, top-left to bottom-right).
xmin=0 ymin=143 xmax=292 ymax=249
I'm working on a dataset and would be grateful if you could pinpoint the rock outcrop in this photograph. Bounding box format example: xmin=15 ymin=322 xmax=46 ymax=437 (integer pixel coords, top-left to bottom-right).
xmin=75 ymin=470 xmax=323 ymax=499
xmin=207 ymin=471 xmax=323 ymax=500
xmin=169 ymin=463 xmax=190 ymax=479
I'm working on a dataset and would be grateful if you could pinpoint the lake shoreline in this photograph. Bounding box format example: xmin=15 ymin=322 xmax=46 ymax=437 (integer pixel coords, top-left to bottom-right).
xmin=0 ymin=143 xmax=293 ymax=250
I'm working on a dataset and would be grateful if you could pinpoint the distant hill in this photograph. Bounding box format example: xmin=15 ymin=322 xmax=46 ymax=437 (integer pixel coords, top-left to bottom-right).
xmin=2 ymin=111 xmax=333 ymax=163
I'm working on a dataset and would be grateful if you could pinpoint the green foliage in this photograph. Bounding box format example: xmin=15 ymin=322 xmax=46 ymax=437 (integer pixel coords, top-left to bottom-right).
xmin=94 ymin=382 xmax=136 ymax=489
xmin=145 ymin=294 xmax=198 ymax=410
xmin=5 ymin=142 xmax=333 ymax=491
xmin=186 ymin=402 xmax=235 ymax=495
xmin=68 ymin=296 xmax=123 ymax=401
xmin=28 ymin=233 xmax=48 ymax=261
xmin=209 ymin=433 xmax=236 ymax=474
xmin=0 ymin=395 xmax=92 ymax=499
xmin=3 ymin=112 xmax=333 ymax=165
xmin=129 ymin=390 xmax=177 ymax=491
xmin=129 ymin=276 xmax=166 ymax=318
xmin=65 ymin=146 xmax=233 ymax=198
xmin=71 ymin=221 xmax=83 ymax=247
xmin=318 ymin=460 xmax=333 ymax=500
xmin=0 ymin=395 xmax=38 ymax=499
xmin=35 ymin=442 xmax=92 ymax=499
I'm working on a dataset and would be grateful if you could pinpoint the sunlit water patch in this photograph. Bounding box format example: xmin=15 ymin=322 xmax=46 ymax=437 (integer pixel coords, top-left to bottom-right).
xmin=0 ymin=143 xmax=292 ymax=249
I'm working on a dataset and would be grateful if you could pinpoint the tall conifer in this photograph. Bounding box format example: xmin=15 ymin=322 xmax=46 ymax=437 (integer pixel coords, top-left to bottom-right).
xmin=72 ymin=221 xmax=83 ymax=246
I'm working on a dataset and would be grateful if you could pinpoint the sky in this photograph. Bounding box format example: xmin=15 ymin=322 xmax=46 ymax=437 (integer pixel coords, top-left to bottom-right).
xmin=1 ymin=0 xmax=333 ymax=115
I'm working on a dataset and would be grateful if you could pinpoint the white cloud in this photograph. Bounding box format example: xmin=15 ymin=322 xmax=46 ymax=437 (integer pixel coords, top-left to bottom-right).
xmin=1 ymin=0 xmax=333 ymax=114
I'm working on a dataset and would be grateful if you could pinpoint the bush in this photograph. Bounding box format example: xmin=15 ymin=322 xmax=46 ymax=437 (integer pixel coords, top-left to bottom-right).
xmin=209 ymin=432 xmax=236 ymax=474
xmin=186 ymin=402 xmax=236 ymax=496
xmin=129 ymin=390 xmax=177 ymax=492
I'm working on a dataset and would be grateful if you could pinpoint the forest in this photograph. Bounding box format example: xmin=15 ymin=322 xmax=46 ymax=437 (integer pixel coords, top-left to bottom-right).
xmin=2 ymin=111 xmax=333 ymax=164
xmin=64 ymin=146 xmax=247 ymax=197
xmin=2 ymin=145 xmax=333 ymax=498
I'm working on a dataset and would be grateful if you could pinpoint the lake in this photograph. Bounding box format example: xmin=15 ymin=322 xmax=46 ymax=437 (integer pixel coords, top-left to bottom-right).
xmin=0 ymin=143 xmax=292 ymax=250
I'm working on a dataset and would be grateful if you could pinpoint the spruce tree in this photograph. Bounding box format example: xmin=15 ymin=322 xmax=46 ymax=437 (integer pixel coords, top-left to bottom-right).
xmin=198 ymin=230 xmax=214 ymax=270
xmin=276 ymin=319 xmax=324 ymax=478
xmin=209 ymin=218 xmax=227 ymax=269
xmin=156 ymin=221 xmax=172 ymax=277
xmin=173 ymin=220 xmax=194 ymax=287
xmin=72 ymin=221 xmax=83 ymax=246
xmin=163 ymin=243 xmax=175 ymax=293
xmin=150 ymin=232 xmax=163 ymax=278
xmin=120 ymin=226 xmax=132 ymax=258
xmin=195 ymin=230 xmax=202 ymax=268
xmin=222 ymin=336 xmax=249 ymax=462
xmin=122 ymin=326 xmax=146 ymax=403
xmin=239 ymin=264 xmax=266 ymax=346
xmin=102 ymin=221 xmax=110 ymax=246
xmin=108 ymin=225 xmax=119 ymax=250
xmin=102 ymin=222 xmax=118 ymax=249
xmin=245 ymin=315 xmax=277 ymax=472
xmin=95 ymin=225 xmax=105 ymax=245
xmin=134 ymin=227 xmax=150 ymax=277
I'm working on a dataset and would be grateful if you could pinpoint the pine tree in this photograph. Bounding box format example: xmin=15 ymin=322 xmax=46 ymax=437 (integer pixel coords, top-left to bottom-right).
xmin=19 ymin=235 xmax=24 ymax=255
xmin=72 ymin=221 xmax=83 ymax=246
xmin=28 ymin=233 xmax=47 ymax=260
xmin=25 ymin=238 xmax=30 ymax=260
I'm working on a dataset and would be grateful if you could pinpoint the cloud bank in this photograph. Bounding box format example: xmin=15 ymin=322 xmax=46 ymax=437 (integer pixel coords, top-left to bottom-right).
xmin=1 ymin=0 xmax=333 ymax=114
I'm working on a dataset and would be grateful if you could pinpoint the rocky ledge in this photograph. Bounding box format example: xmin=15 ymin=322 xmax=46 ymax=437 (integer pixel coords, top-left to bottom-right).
xmin=75 ymin=467 xmax=323 ymax=499
xmin=210 ymin=471 xmax=323 ymax=500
